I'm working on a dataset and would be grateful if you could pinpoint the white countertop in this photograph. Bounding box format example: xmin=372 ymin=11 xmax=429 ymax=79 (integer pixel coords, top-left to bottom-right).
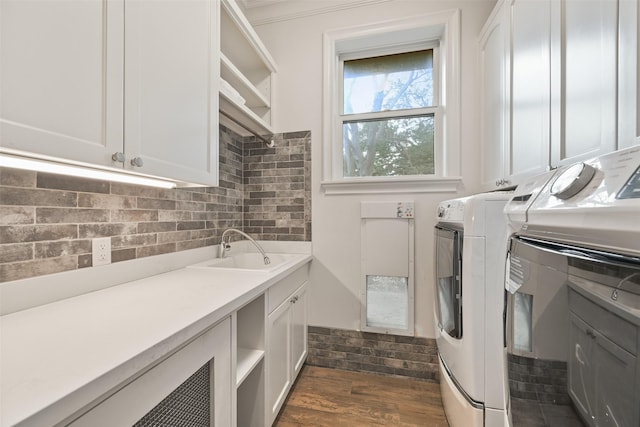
xmin=0 ymin=245 xmax=311 ymax=427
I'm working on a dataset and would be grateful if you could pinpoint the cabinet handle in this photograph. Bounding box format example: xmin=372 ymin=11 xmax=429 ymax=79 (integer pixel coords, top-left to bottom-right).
xmin=111 ymin=152 xmax=125 ymax=163
xmin=586 ymin=330 xmax=596 ymax=339
xmin=291 ymin=295 xmax=299 ymax=304
xmin=130 ymin=157 xmax=144 ymax=167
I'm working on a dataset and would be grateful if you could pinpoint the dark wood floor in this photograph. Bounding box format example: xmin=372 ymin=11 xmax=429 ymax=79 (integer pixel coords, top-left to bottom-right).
xmin=273 ymin=365 xmax=450 ymax=426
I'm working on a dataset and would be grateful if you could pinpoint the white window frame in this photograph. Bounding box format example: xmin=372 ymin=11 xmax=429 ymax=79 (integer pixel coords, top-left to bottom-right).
xmin=321 ymin=10 xmax=462 ymax=195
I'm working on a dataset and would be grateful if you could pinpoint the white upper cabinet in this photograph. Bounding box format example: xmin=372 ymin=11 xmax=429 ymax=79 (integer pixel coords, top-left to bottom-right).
xmin=479 ymin=0 xmax=510 ymax=189
xmin=510 ymin=0 xmax=551 ymax=180
xmin=553 ymin=0 xmax=618 ymax=167
xmin=618 ymin=0 xmax=640 ymax=149
xmin=124 ymin=0 xmax=219 ymax=185
xmin=0 ymin=0 xmax=124 ymax=167
xmin=480 ymin=0 xmax=639 ymax=191
xmin=219 ymin=0 xmax=277 ymax=136
xmin=1 ymin=0 xmax=219 ymax=186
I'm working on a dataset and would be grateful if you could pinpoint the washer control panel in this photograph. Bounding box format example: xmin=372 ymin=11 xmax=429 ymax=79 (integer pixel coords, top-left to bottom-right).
xmin=618 ymin=164 xmax=640 ymax=199
xmin=532 ymin=145 xmax=640 ymax=209
xmin=550 ymin=162 xmax=597 ymax=199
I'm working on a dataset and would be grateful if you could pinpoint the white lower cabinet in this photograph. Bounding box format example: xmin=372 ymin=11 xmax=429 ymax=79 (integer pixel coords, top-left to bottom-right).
xmin=266 ymin=271 xmax=309 ymax=425
xmin=290 ymin=284 xmax=308 ymax=376
xmin=67 ymin=262 xmax=310 ymax=427
xmin=69 ymin=317 xmax=233 ymax=426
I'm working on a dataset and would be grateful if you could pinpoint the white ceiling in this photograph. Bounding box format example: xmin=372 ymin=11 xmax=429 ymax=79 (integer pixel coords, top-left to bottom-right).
xmin=238 ymin=0 xmax=288 ymax=8
xmin=238 ymin=0 xmax=392 ymax=26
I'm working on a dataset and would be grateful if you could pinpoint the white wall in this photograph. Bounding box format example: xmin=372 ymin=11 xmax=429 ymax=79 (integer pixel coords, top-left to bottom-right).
xmin=248 ymin=0 xmax=495 ymax=338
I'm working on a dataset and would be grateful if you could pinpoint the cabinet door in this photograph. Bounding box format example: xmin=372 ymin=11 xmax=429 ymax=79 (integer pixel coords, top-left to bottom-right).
xmin=552 ymin=0 xmax=618 ymax=167
xmin=124 ymin=0 xmax=219 ymax=185
xmin=569 ymin=313 xmax=638 ymax=427
xmin=593 ymin=332 xmax=637 ymax=427
xmin=291 ymin=282 xmax=308 ymax=376
xmin=618 ymin=0 xmax=640 ymax=149
xmin=479 ymin=0 xmax=510 ymax=189
xmin=568 ymin=314 xmax=597 ymax=425
xmin=510 ymin=0 xmax=551 ymax=179
xmin=70 ymin=317 xmax=232 ymax=426
xmin=0 ymin=0 xmax=124 ymax=166
xmin=266 ymin=298 xmax=292 ymax=425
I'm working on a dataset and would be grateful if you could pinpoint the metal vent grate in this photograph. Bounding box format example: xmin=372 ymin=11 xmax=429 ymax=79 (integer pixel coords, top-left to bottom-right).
xmin=133 ymin=362 xmax=212 ymax=427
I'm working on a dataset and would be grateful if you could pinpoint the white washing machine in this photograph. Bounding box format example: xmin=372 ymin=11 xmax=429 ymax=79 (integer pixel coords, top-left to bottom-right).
xmin=503 ymin=145 xmax=640 ymax=426
xmin=434 ymin=191 xmax=513 ymax=426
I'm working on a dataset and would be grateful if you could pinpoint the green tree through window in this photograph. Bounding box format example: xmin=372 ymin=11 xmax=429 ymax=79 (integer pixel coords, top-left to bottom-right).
xmin=342 ymin=49 xmax=436 ymax=177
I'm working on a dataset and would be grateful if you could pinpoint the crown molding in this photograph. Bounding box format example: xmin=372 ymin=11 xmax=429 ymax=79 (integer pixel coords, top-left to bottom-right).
xmin=242 ymin=0 xmax=393 ymax=26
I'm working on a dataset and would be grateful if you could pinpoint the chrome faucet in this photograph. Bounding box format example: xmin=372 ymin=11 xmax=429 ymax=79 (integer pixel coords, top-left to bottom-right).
xmin=219 ymin=228 xmax=270 ymax=265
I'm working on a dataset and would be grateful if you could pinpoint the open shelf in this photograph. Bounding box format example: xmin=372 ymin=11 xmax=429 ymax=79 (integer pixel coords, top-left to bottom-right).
xmin=221 ymin=53 xmax=270 ymax=109
xmin=220 ymin=92 xmax=274 ymax=136
xmin=235 ymin=292 xmax=266 ymax=427
xmin=219 ymin=0 xmax=277 ymax=137
xmin=236 ymin=347 xmax=265 ymax=388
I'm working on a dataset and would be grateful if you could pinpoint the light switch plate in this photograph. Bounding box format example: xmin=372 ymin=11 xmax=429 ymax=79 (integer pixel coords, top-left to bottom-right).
xmin=92 ymin=237 xmax=111 ymax=266
xmin=396 ymin=202 xmax=414 ymax=218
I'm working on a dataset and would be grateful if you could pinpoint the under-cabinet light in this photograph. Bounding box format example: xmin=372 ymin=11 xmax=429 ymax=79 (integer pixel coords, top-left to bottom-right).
xmin=0 ymin=154 xmax=177 ymax=189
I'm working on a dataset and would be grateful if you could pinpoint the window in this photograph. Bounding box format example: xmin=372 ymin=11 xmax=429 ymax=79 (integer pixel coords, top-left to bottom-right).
xmin=342 ymin=49 xmax=438 ymax=178
xmin=322 ymin=10 xmax=461 ymax=194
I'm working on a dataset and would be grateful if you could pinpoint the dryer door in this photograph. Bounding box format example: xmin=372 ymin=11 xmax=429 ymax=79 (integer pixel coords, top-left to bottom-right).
xmin=434 ymin=224 xmax=463 ymax=339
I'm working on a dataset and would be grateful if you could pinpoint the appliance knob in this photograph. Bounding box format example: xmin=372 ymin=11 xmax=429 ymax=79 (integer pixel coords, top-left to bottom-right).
xmin=550 ymin=162 xmax=597 ymax=199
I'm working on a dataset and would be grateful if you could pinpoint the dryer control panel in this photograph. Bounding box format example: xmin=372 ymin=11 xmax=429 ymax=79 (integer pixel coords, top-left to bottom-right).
xmin=437 ymin=199 xmax=466 ymax=222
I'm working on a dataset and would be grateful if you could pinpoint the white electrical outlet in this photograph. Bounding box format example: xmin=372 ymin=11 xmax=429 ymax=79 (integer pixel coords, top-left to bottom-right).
xmin=92 ymin=237 xmax=111 ymax=266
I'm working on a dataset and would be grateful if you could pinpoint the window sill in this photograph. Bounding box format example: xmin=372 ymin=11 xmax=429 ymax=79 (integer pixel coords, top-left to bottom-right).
xmin=320 ymin=176 xmax=462 ymax=195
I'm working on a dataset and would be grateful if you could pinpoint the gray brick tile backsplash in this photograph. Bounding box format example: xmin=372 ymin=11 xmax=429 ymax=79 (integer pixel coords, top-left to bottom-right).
xmin=1 ymin=257 xmax=78 ymax=282
xmin=0 ymin=167 xmax=36 ymax=187
xmin=136 ymin=243 xmax=176 ymax=258
xmin=1 ymin=127 xmax=311 ymax=282
xmin=78 ymin=193 xmax=136 ymax=209
xmin=0 ymin=243 xmax=33 ymax=263
xmin=36 ymin=207 xmax=110 ymax=224
xmin=37 ymin=173 xmax=110 ymax=194
xmin=0 ymin=206 xmax=34 ymax=225
xmin=307 ymin=327 xmax=439 ymax=382
xmin=79 ymin=223 xmax=138 ymax=238
xmin=34 ymin=240 xmax=92 ymax=258
xmin=1 ymin=187 xmax=77 ymax=207
xmin=0 ymin=224 xmax=78 ymax=243
xmin=112 ymin=248 xmax=136 ymax=263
